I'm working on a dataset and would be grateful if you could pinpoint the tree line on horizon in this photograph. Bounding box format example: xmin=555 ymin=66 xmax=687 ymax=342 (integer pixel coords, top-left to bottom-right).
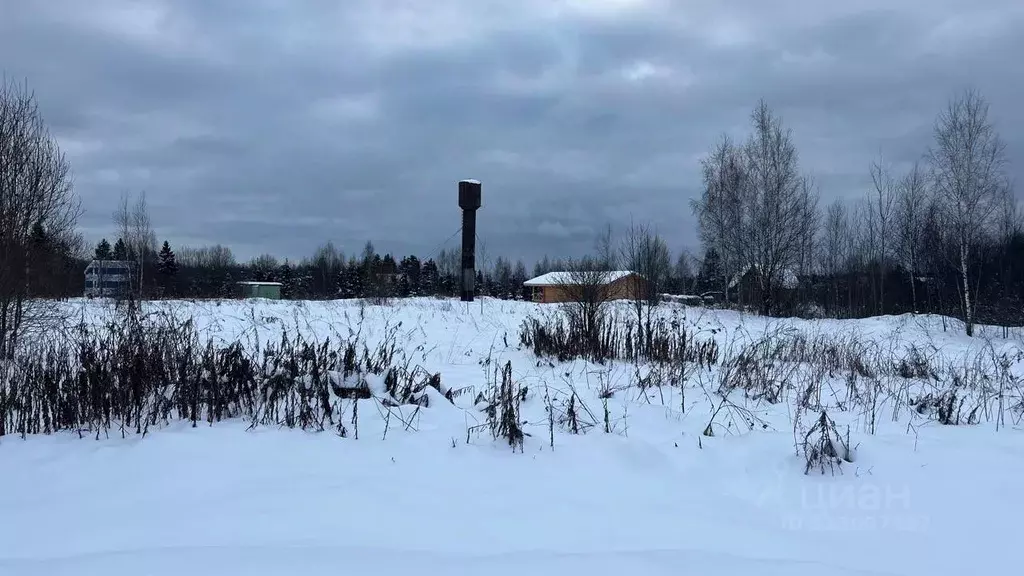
xmin=77 ymin=234 xmax=702 ymax=303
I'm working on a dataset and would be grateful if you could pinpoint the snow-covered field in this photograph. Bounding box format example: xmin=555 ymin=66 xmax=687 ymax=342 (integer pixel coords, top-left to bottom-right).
xmin=2 ymin=297 xmax=1022 ymax=576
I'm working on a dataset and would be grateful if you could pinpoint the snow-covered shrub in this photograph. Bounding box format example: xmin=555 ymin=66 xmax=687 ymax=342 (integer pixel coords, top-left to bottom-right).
xmin=801 ymin=410 xmax=854 ymax=475
xmin=471 ymin=361 xmax=525 ymax=451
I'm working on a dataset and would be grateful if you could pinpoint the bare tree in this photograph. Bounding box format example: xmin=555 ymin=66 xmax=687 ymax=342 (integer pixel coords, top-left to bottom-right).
xmin=673 ymin=252 xmax=694 ymax=294
xmin=927 ymin=89 xmax=1010 ymax=336
xmin=310 ymin=241 xmax=344 ymax=298
xmin=556 ymin=258 xmax=613 ymax=359
xmin=868 ymin=155 xmax=898 ymax=313
xmin=820 ymin=199 xmax=848 ymax=314
xmin=895 ymin=161 xmax=929 ymax=312
xmin=436 ymin=247 xmax=460 ymax=293
xmin=0 ymin=78 xmax=81 ymax=357
xmin=491 ymin=256 xmax=513 ymax=298
xmin=179 ymin=244 xmax=235 ymax=269
xmin=594 ymin=223 xmax=616 ymax=271
xmin=796 ymin=177 xmax=820 ymax=303
xmin=249 ymin=253 xmax=280 ymax=283
xmin=693 ymin=134 xmax=746 ymax=302
xmin=113 ymin=191 xmax=156 ymax=300
xmin=620 ymin=221 xmax=671 ymax=354
xmin=741 ymin=100 xmax=812 ymax=315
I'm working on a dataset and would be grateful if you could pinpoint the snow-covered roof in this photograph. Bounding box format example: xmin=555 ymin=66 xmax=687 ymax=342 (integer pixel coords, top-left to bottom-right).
xmin=524 ymin=270 xmax=635 ymax=287
xmin=728 ymin=265 xmax=799 ymax=290
xmin=87 ymin=259 xmax=131 ymax=267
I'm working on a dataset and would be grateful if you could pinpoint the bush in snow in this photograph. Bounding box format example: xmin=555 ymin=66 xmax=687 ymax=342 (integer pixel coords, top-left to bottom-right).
xmin=801 ymin=410 xmax=854 ymax=475
xmin=471 ymin=360 xmax=525 ymax=451
xmin=518 ymin=311 xmax=719 ymax=368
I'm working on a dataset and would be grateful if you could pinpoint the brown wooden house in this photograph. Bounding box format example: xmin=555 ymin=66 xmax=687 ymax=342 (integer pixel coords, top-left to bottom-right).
xmin=523 ymin=270 xmax=648 ymax=303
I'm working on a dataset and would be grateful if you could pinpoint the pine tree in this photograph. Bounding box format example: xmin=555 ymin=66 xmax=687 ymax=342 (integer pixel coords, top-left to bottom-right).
xmin=492 ymin=257 xmax=513 ymax=299
xmin=157 ymin=241 xmax=178 ymax=297
xmin=336 ymin=265 xmax=353 ymax=298
xmin=112 ymin=238 xmax=128 ymax=260
xmin=697 ymin=248 xmax=724 ymax=294
xmin=366 ymin=253 xmax=386 ymax=299
xmin=340 ymin=257 xmax=363 ymax=298
xmin=512 ymin=260 xmax=528 ymax=300
xmin=381 ymin=254 xmax=395 ymax=275
xmin=251 ymin=254 xmax=278 ymax=282
xmin=397 ymin=272 xmax=411 ymax=297
xmin=293 ymin=263 xmax=313 ymax=300
xmin=398 ymin=255 xmax=421 ymax=297
xmin=278 ymin=260 xmax=295 ymax=299
xmin=421 ymin=259 xmax=439 ymax=296
xmin=95 ymin=238 xmax=112 ymax=260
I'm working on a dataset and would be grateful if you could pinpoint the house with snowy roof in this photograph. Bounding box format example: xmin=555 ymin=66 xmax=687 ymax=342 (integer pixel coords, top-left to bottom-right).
xmin=727 ymin=264 xmax=801 ymax=309
xmin=523 ymin=270 xmax=648 ymax=303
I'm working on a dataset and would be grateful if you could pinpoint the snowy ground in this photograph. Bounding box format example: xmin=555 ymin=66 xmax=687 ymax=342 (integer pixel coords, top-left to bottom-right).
xmin=2 ymin=297 xmax=1022 ymax=576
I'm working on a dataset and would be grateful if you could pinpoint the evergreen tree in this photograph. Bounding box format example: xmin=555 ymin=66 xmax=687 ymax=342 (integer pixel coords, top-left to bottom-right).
xmin=381 ymin=254 xmax=398 ymax=275
xmin=278 ymin=260 xmax=295 ymax=299
xmin=337 ymin=264 xmax=355 ymax=298
xmin=250 ymin=254 xmax=278 ymax=282
xmin=398 ymin=255 xmax=421 ymax=297
xmin=292 ymin=263 xmax=313 ymax=299
xmin=397 ymin=272 xmax=411 ymax=297
xmin=420 ymin=259 xmax=439 ymax=296
xmin=112 ymin=238 xmax=128 ymax=260
xmin=365 ymin=253 xmax=388 ymax=299
xmin=511 ymin=260 xmax=528 ymax=300
xmin=157 ymin=241 xmax=178 ymax=297
xmin=94 ymin=238 xmax=112 ymax=260
xmin=347 ymin=257 xmax=365 ymax=298
xmin=221 ymin=271 xmax=235 ymax=298
xmin=492 ymin=257 xmax=513 ymax=299
xmin=697 ymin=248 xmax=724 ymax=294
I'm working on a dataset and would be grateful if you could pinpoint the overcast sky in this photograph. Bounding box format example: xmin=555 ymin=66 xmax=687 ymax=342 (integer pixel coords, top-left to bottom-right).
xmin=2 ymin=0 xmax=1022 ymax=265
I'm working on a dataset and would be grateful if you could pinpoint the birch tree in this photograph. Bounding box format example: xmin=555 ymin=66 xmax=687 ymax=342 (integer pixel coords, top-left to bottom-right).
xmin=868 ymin=156 xmax=897 ymax=314
xmin=742 ymin=100 xmax=812 ymax=315
xmin=113 ymin=191 xmax=156 ymax=300
xmin=926 ymin=89 xmax=1010 ymax=336
xmin=820 ymin=199 xmax=848 ymax=314
xmin=692 ymin=135 xmax=746 ymax=302
xmin=895 ymin=161 xmax=928 ymax=312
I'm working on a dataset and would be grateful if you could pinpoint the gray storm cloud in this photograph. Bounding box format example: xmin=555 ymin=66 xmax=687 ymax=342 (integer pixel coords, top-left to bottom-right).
xmin=2 ymin=0 xmax=1021 ymax=263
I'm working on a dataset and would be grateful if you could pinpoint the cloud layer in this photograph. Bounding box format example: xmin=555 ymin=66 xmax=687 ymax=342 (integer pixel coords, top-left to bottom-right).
xmin=3 ymin=0 xmax=1022 ymax=263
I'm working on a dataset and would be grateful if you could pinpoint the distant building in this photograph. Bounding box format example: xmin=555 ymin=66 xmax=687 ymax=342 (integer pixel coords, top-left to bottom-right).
xmin=523 ymin=270 xmax=648 ymax=304
xmin=84 ymin=260 xmax=133 ymax=298
xmin=727 ymin=265 xmax=800 ymax=307
xmin=236 ymin=281 xmax=282 ymax=300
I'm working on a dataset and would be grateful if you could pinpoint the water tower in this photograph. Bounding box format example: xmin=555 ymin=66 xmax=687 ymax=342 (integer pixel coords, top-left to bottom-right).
xmin=458 ymin=179 xmax=482 ymax=302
